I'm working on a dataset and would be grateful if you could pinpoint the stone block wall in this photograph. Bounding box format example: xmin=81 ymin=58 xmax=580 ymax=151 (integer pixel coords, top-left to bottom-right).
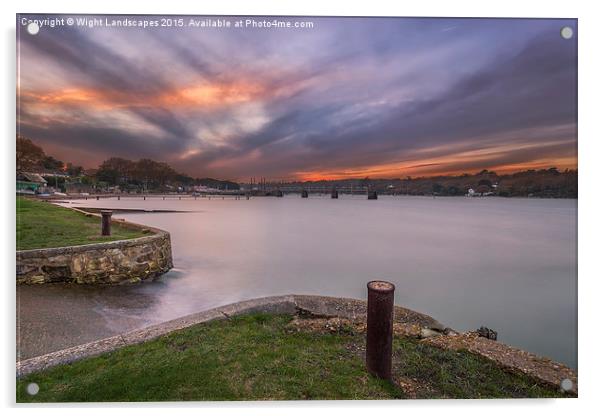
xmin=16 ymin=228 xmax=173 ymax=284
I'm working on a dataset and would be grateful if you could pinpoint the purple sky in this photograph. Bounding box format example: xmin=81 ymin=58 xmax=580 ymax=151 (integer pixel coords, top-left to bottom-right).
xmin=17 ymin=15 xmax=577 ymax=180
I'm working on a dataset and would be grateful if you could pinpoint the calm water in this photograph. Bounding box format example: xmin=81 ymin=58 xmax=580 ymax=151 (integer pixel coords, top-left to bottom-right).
xmin=17 ymin=195 xmax=577 ymax=368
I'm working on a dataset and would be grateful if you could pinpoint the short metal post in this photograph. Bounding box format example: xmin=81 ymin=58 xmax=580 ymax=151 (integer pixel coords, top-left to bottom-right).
xmin=366 ymin=280 xmax=395 ymax=380
xmin=101 ymin=210 xmax=112 ymax=236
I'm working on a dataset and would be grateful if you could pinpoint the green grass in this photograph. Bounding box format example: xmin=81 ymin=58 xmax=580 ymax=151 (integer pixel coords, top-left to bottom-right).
xmin=392 ymin=337 xmax=563 ymax=399
xmin=16 ymin=197 xmax=147 ymax=250
xmin=16 ymin=314 xmax=565 ymax=402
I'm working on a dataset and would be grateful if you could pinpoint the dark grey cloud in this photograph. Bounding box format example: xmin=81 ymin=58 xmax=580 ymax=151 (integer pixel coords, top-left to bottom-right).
xmin=176 ymin=27 xmax=576 ymax=178
xmin=17 ymin=16 xmax=577 ymax=179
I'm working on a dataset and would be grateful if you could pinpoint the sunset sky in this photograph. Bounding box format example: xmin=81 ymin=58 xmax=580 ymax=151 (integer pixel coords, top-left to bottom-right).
xmin=17 ymin=16 xmax=577 ymax=181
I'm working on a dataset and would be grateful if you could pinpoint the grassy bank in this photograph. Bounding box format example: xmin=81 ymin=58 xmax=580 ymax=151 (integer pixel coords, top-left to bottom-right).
xmin=16 ymin=197 xmax=147 ymax=250
xmin=17 ymin=314 xmax=564 ymax=402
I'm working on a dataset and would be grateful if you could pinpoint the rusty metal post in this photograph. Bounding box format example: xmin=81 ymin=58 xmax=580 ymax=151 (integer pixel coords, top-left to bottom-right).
xmin=101 ymin=210 xmax=112 ymax=236
xmin=366 ymin=280 xmax=395 ymax=380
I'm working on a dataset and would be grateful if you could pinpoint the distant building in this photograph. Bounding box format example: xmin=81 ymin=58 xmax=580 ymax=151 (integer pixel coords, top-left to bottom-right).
xmin=16 ymin=172 xmax=47 ymax=194
xmin=193 ymin=185 xmax=220 ymax=193
xmin=467 ymin=185 xmax=494 ymax=197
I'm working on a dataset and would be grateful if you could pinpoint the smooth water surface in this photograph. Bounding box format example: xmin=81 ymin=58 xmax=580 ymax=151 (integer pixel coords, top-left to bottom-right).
xmin=17 ymin=195 xmax=577 ymax=368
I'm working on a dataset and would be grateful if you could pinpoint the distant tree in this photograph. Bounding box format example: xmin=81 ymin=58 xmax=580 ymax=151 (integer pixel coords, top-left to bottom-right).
xmin=432 ymin=183 xmax=444 ymax=194
xmin=97 ymin=157 xmax=136 ymax=186
xmin=16 ymin=135 xmax=45 ymax=172
xmin=134 ymin=159 xmax=177 ymax=187
xmin=42 ymin=155 xmax=64 ymax=171
xmin=66 ymin=163 xmax=83 ymax=177
xmin=478 ymin=178 xmax=493 ymax=187
xmin=96 ymin=167 xmax=120 ymax=185
xmin=447 ymin=185 xmax=460 ymax=195
xmin=197 ymin=178 xmax=240 ymax=190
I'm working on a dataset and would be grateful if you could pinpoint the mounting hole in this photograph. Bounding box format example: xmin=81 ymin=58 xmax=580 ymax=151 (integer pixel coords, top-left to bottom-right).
xmin=560 ymin=378 xmax=573 ymax=392
xmin=26 ymin=22 xmax=40 ymax=35
xmin=560 ymin=26 xmax=573 ymax=40
xmin=26 ymin=382 xmax=39 ymax=395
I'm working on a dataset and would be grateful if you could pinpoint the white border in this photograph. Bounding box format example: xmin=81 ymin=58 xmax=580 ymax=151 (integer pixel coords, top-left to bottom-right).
xmin=2 ymin=0 xmax=601 ymax=415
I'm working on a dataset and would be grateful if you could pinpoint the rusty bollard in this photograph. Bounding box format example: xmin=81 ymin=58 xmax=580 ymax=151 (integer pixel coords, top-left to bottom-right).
xmin=366 ymin=280 xmax=395 ymax=380
xmin=101 ymin=210 xmax=112 ymax=236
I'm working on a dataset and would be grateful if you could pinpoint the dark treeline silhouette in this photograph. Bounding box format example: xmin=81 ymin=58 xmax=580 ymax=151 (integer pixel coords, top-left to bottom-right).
xmin=17 ymin=135 xmax=83 ymax=176
xmin=95 ymin=157 xmax=239 ymax=192
xmin=284 ymin=168 xmax=577 ymax=198
xmin=16 ymin=136 xmax=239 ymax=192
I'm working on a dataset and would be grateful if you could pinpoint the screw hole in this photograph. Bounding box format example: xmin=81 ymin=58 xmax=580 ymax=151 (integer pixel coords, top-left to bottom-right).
xmin=26 ymin=22 xmax=40 ymax=35
xmin=560 ymin=26 xmax=573 ymax=40
xmin=26 ymin=382 xmax=39 ymax=395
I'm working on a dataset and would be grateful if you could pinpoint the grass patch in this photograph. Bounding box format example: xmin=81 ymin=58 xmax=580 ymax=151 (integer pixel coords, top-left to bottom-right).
xmin=16 ymin=197 xmax=147 ymax=250
xmin=16 ymin=314 xmax=564 ymax=402
xmin=392 ymin=337 xmax=563 ymax=398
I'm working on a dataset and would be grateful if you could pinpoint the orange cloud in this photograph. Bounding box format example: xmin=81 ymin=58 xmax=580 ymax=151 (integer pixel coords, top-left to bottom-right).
xmin=294 ymin=145 xmax=577 ymax=181
xmin=20 ymin=80 xmax=268 ymax=111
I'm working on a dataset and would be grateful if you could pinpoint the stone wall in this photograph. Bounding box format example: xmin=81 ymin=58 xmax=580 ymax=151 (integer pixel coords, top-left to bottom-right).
xmin=16 ymin=223 xmax=173 ymax=285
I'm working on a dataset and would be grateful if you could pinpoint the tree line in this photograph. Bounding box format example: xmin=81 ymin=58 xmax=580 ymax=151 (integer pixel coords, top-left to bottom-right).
xmin=16 ymin=136 xmax=239 ymax=192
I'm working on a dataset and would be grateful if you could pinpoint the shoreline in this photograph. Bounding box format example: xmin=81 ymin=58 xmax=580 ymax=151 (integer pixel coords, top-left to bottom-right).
xmin=16 ymin=294 xmax=577 ymax=394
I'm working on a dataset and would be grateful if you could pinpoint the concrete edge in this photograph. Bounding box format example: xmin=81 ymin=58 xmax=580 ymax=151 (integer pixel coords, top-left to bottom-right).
xmin=16 ymin=294 xmax=445 ymax=377
xmin=17 ymin=293 xmax=575 ymax=394
xmin=17 ymin=295 xmax=297 ymax=377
